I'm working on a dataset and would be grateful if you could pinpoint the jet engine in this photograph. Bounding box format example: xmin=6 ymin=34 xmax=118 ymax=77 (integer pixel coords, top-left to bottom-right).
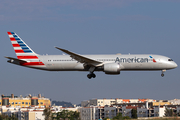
xmin=103 ymin=63 xmax=121 ymax=74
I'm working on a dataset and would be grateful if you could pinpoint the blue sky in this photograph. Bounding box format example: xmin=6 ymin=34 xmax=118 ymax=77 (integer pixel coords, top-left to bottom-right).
xmin=0 ymin=0 xmax=180 ymax=104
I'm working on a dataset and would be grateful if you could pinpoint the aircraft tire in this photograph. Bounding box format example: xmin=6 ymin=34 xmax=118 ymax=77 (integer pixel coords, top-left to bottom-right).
xmin=87 ymin=74 xmax=92 ymax=79
xmin=92 ymin=74 xmax=96 ymax=78
xmin=161 ymin=74 xmax=164 ymax=77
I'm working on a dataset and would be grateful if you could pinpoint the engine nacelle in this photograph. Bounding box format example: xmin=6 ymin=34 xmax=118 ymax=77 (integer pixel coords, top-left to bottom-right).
xmin=103 ymin=63 xmax=121 ymax=75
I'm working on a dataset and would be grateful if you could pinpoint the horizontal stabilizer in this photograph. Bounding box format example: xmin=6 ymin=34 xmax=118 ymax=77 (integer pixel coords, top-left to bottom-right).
xmin=5 ymin=56 xmax=27 ymax=63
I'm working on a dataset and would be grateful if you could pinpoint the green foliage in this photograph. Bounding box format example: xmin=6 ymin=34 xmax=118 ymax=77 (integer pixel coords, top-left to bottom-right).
xmin=43 ymin=108 xmax=80 ymax=120
xmin=104 ymin=117 xmax=110 ymax=120
xmin=165 ymin=108 xmax=174 ymax=117
xmin=112 ymin=112 xmax=132 ymax=120
xmin=52 ymin=110 xmax=80 ymax=120
xmin=0 ymin=114 xmax=18 ymax=120
xmin=122 ymin=116 xmax=131 ymax=119
xmin=131 ymin=109 xmax=137 ymax=119
xmin=43 ymin=107 xmax=53 ymax=120
xmin=10 ymin=115 xmax=18 ymax=120
xmin=113 ymin=112 xmax=123 ymax=120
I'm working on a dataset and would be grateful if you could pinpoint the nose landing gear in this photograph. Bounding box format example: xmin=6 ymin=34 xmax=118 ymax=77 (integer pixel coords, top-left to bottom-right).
xmin=161 ymin=69 xmax=166 ymax=77
xmin=161 ymin=73 xmax=164 ymax=77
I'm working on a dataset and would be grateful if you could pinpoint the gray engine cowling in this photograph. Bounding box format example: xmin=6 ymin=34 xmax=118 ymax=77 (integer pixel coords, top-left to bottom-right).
xmin=103 ymin=63 xmax=121 ymax=74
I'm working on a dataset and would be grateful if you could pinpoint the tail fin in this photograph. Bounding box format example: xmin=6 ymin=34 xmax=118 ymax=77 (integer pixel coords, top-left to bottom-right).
xmin=7 ymin=32 xmax=45 ymax=67
xmin=7 ymin=32 xmax=39 ymax=60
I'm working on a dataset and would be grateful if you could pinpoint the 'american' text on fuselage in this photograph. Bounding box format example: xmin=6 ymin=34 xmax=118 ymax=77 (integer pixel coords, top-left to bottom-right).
xmin=115 ymin=57 xmax=149 ymax=63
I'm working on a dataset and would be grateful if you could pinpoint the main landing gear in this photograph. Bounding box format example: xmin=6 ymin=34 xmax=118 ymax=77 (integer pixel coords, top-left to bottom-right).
xmin=87 ymin=66 xmax=96 ymax=79
xmin=161 ymin=69 xmax=166 ymax=77
xmin=87 ymin=73 xmax=96 ymax=79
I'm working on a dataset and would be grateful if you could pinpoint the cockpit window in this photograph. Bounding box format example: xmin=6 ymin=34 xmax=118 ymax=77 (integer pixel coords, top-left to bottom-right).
xmin=168 ymin=59 xmax=173 ymax=61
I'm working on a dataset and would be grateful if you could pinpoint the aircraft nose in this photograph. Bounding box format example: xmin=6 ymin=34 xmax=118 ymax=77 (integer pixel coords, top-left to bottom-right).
xmin=174 ymin=62 xmax=178 ymax=68
xmin=166 ymin=61 xmax=178 ymax=69
xmin=172 ymin=62 xmax=178 ymax=68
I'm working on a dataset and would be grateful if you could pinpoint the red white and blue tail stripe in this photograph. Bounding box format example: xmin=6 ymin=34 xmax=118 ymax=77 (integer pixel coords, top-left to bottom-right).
xmin=7 ymin=32 xmax=45 ymax=67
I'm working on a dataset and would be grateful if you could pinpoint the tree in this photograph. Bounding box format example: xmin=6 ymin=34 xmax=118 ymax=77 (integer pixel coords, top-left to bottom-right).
xmin=56 ymin=110 xmax=69 ymax=120
xmin=0 ymin=114 xmax=6 ymax=120
xmin=122 ymin=116 xmax=131 ymax=119
xmin=72 ymin=111 xmax=80 ymax=120
xmin=104 ymin=117 xmax=110 ymax=120
xmin=113 ymin=112 xmax=123 ymax=120
xmin=55 ymin=110 xmax=80 ymax=120
xmin=131 ymin=109 xmax=137 ymax=119
xmin=43 ymin=107 xmax=53 ymax=120
xmin=10 ymin=115 xmax=18 ymax=120
xmin=164 ymin=108 xmax=174 ymax=117
xmin=0 ymin=114 xmax=18 ymax=120
xmin=177 ymin=111 xmax=180 ymax=116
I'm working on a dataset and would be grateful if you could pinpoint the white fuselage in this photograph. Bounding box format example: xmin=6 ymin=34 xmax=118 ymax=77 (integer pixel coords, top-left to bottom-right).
xmin=34 ymin=54 xmax=177 ymax=71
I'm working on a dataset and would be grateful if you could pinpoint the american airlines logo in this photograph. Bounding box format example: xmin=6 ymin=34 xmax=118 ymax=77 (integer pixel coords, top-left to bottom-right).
xmin=115 ymin=57 xmax=149 ymax=63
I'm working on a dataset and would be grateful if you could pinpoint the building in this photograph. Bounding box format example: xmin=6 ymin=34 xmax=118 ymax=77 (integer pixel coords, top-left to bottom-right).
xmin=0 ymin=94 xmax=51 ymax=108
xmin=81 ymin=98 xmax=155 ymax=107
xmin=81 ymin=98 xmax=120 ymax=107
xmin=23 ymin=110 xmax=45 ymax=120
xmin=1 ymin=105 xmax=80 ymax=120
xmin=137 ymin=107 xmax=149 ymax=117
xmin=169 ymin=99 xmax=180 ymax=105
xmin=81 ymin=100 xmax=90 ymax=107
xmin=78 ymin=107 xmax=95 ymax=120
xmin=89 ymin=98 xmax=116 ymax=106
xmin=153 ymin=100 xmax=171 ymax=106
xmin=154 ymin=106 xmax=166 ymax=117
xmin=1 ymin=106 xmax=45 ymax=120
xmin=104 ymin=106 xmax=117 ymax=118
xmin=78 ymin=106 xmax=106 ymax=120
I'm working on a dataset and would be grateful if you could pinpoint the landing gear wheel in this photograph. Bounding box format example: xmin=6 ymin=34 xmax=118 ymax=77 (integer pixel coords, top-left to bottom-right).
xmin=87 ymin=74 xmax=92 ymax=79
xmin=161 ymin=70 xmax=166 ymax=77
xmin=161 ymin=74 xmax=164 ymax=77
xmin=92 ymin=73 xmax=96 ymax=78
xmin=87 ymin=73 xmax=96 ymax=79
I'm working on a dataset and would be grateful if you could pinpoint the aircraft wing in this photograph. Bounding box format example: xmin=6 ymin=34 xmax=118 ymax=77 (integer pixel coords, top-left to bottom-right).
xmin=55 ymin=47 xmax=103 ymax=66
xmin=5 ymin=56 xmax=27 ymax=63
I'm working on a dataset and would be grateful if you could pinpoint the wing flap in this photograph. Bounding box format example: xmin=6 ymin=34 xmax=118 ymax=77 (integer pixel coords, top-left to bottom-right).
xmin=55 ymin=47 xmax=103 ymax=66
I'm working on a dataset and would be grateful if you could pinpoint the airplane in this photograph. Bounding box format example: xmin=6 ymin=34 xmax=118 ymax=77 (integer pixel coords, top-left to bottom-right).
xmin=5 ymin=32 xmax=177 ymax=79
